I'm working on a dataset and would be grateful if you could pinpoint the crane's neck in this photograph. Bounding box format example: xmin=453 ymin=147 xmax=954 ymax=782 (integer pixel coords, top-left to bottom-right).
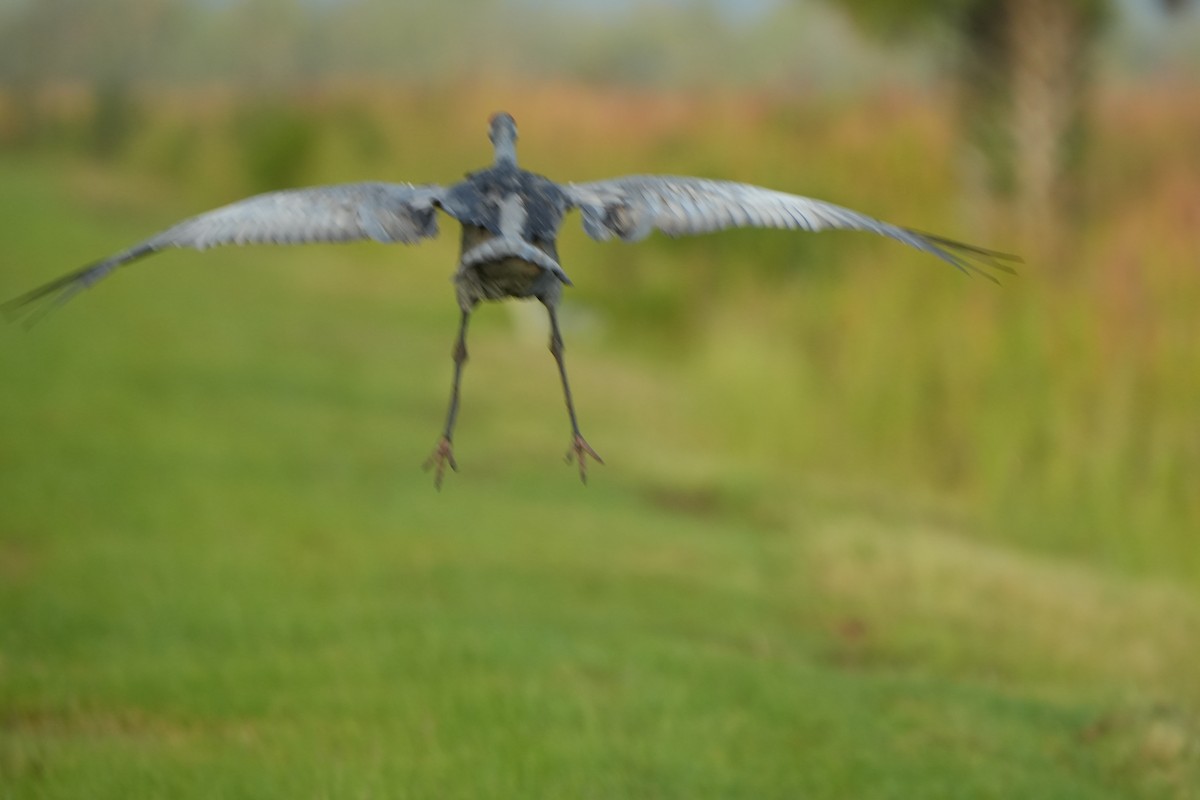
xmin=488 ymin=112 xmax=519 ymax=168
xmin=493 ymin=135 xmax=518 ymax=168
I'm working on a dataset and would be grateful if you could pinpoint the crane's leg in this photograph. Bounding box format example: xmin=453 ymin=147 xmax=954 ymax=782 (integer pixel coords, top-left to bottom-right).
xmin=424 ymin=309 xmax=471 ymax=489
xmin=545 ymin=302 xmax=603 ymax=483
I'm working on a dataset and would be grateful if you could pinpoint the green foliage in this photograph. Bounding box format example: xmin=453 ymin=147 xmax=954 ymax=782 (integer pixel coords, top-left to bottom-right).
xmin=0 ymin=0 xmax=942 ymax=92
xmin=831 ymin=0 xmax=976 ymax=38
xmin=833 ymin=0 xmax=1112 ymax=39
xmin=89 ymin=80 xmax=139 ymax=160
xmin=234 ymin=103 xmax=320 ymax=191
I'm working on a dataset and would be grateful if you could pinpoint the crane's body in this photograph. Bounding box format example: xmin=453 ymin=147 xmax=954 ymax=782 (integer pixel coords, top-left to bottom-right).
xmin=4 ymin=112 xmax=1016 ymax=487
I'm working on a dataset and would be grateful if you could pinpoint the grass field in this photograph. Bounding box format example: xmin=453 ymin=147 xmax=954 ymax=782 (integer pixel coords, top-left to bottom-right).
xmin=2 ymin=85 xmax=1199 ymax=797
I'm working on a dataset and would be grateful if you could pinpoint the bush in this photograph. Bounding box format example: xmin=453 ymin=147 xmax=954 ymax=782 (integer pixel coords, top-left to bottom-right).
xmin=234 ymin=102 xmax=319 ymax=191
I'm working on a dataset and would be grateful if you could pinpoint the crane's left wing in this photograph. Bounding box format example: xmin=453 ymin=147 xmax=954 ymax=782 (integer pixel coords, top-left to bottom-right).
xmin=3 ymin=181 xmax=445 ymax=326
xmin=564 ymin=175 xmax=1017 ymax=280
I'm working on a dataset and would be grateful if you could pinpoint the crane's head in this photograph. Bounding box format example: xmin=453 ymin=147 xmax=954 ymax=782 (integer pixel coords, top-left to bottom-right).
xmin=488 ymin=112 xmax=518 ymax=167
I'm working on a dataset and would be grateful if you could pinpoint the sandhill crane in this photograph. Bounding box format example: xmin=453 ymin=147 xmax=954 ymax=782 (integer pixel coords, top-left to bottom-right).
xmin=3 ymin=112 xmax=1016 ymax=488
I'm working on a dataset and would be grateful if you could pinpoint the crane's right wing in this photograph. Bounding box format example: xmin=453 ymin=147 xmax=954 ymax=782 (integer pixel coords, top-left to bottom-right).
xmin=3 ymin=182 xmax=445 ymax=326
xmin=564 ymin=175 xmax=1018 ymax=281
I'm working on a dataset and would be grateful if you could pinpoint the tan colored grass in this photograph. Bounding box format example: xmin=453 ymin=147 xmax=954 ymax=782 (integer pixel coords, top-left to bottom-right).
xmin=803 ymin=516 xmax=1200 ymax=701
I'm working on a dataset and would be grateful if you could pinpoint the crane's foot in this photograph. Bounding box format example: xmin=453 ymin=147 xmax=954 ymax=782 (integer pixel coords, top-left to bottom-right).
xmin=564 ymin=433 xmax=604 ymax=485
xmin=423 ymin=436 xmax=458 ymax=490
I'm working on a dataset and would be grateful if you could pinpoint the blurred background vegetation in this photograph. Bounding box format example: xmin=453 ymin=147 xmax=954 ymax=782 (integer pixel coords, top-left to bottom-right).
xmin=2 ymin=0 xmax=1199 ymax=796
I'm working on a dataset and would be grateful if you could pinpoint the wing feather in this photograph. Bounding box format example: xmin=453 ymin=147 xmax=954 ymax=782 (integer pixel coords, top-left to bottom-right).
xmin=565 ymin=175 xmax=1018 ymax=280
xmin=3 ymin=182 xmax=444 ymax=325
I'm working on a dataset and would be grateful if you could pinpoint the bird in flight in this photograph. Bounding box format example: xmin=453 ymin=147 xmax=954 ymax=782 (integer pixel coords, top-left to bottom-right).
xmin=3 ymin=111 xmax=1016 ymax=488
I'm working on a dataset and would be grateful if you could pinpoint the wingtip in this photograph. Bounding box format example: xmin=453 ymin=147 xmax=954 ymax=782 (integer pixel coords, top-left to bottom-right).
xmin=1 ymin=259 xmax=119 ymax=328
xmin=909 ymin=229 xmax=1022 ymax=283
xmin=2 ymin=280 xmax=84 ymax=330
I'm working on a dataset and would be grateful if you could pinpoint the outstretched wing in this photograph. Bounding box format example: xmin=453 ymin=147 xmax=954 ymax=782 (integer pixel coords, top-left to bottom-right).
xmin=565 ymin=175 xmax=1017 ymax=280
xmin=3 ymin=182 xmax=445 ymax=325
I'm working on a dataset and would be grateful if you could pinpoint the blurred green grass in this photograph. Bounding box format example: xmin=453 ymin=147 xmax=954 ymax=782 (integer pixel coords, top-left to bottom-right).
xmin=2 ymin=84 xmax=1198 ymax=797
